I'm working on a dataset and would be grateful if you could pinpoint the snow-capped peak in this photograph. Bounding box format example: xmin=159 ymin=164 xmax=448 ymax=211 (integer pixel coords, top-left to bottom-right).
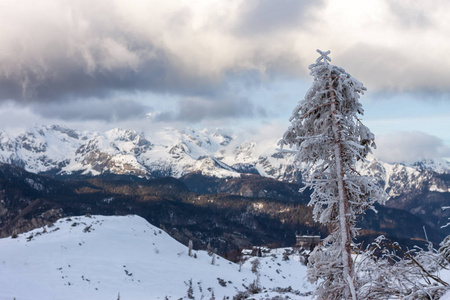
xmin=410 ymin=158 xmax=450 ymax=174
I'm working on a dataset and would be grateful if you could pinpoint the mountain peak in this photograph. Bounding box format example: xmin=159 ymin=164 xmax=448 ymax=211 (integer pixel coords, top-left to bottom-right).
xmin=409 ymin=158 xmax=450 ymax=174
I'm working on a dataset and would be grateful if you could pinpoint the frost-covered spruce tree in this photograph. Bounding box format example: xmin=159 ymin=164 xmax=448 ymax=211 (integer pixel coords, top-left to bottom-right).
xmin=279 ymin=50 xmax=386 ymax=299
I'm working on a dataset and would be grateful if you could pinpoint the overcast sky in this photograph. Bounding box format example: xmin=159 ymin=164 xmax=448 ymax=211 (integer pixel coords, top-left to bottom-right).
xmin=0 ymin=0 xmax=449 ymax=163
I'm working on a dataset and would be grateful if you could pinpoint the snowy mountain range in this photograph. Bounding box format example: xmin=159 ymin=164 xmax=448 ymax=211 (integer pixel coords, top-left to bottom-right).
xmin=1 ymin=125 xmax=449 ymax=237
xmin=0 ymin=214 xmax=314 ymax=299
xmin=0 ymin=125 xmax=290 ymax=179
xmin=0 ymin=125 xmax=449 ymax=197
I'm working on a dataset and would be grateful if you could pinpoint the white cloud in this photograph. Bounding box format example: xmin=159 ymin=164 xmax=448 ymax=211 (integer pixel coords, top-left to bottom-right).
xmin=373 ymin=131 xmax=450 ymax=164
xmin=33 ymin=98 xmax=150 ymax=122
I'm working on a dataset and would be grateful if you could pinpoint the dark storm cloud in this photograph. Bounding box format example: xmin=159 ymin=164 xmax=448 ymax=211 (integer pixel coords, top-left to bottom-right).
xmin=0 ymin=1 xmax=231 ymax=103
xmin=33 ymin=98 xmax=150 ymax=122
xmin=0 ymin=44 xmax=224 ymax=102
xmin=154 ymin=96 xmax=264 ymax=123
xmin=234 ymin=0 xmax=324 ymax=35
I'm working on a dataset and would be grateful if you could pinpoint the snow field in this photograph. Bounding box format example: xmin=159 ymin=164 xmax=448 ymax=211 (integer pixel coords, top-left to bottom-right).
xmin=0 ymin=215 xmax=314 ymax=300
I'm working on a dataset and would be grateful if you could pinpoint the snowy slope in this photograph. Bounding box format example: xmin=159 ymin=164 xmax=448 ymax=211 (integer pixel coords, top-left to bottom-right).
xmin=0 ymin=215 xmax=314 ymax=300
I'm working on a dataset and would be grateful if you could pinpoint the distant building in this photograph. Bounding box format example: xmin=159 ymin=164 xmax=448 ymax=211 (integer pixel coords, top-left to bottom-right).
xmin=295 ymin=235 xmax=321 ymax=251
xmin=241 ymin=246 xmax=270 ymax=258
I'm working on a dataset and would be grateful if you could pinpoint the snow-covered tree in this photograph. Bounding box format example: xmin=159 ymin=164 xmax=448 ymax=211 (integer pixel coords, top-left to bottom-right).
xmin=279 ymin=49 xmax=386 ymax=299
xmin=439 ymin=207 xmax=450 ymax=262
xmin=188 ymin=239 xmax=193 ymax=257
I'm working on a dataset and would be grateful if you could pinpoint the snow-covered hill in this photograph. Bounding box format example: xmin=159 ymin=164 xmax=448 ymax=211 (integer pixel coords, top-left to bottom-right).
xmin=0 ymin=215 xmax=314 ymax=300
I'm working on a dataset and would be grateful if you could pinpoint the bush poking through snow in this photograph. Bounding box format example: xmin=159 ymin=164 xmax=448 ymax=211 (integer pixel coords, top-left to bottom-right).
xmin=251 ymin=258 xmax=260 ymax=274
xmin=186 ymin=279 xmax=194 ymax=299
xmin=247 ymin=276 xmax=262 ymax=294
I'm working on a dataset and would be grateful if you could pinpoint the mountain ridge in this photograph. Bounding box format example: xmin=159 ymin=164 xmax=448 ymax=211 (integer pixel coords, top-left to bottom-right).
xmin=1 ymin=124 xmax=448 ymax=180
xmin=0 ymin=125 xmax=449 ymax=238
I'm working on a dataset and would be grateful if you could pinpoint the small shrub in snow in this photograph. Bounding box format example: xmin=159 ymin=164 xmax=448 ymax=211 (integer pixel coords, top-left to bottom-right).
xmin=232 ymin=291 xmax=250 ymax=300
xmin=217 ymin=278 xmax=227 ymax=287
xmin=207 ymin=242 xmax=214 ymax=256
xmin=251 ymin=258 xmax=260 ymax=274
xmin=186 ymin=279 xmax=194 ymax=299
xmin=247 ymin=276 xmax=262 ymax=294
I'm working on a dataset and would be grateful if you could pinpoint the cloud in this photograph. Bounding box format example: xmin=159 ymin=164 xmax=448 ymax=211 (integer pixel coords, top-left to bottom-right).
xmin=0 ymin=0 xmax=449 ymax=106
xmin=386 ymin=0 xmax=433 ymax=29
xmin=373 ymin=131 xmax=450 ymax=164
xmin=33 ymin=98 xmax=150 ymax=122
xmin=312 ymin=1 xmax=450 ymax=95
xmin=0 ymin=0 xmax=232 ymax=102
xmin=336 ymin=44 xmax=450 ymax=93
xmin=234 ymin=0 xmax=323 ymax=35
xmin=153 ymin=96 xmax=265 ymax=123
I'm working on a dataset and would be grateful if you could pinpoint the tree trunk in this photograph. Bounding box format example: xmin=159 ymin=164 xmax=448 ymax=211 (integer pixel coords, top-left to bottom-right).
xmin=330 ymin=87 xmax=357 ymax=300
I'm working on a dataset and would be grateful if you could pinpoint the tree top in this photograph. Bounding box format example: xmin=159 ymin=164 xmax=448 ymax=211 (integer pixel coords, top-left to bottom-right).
xmin=315 ymin=49 xmax=331 ymax=65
